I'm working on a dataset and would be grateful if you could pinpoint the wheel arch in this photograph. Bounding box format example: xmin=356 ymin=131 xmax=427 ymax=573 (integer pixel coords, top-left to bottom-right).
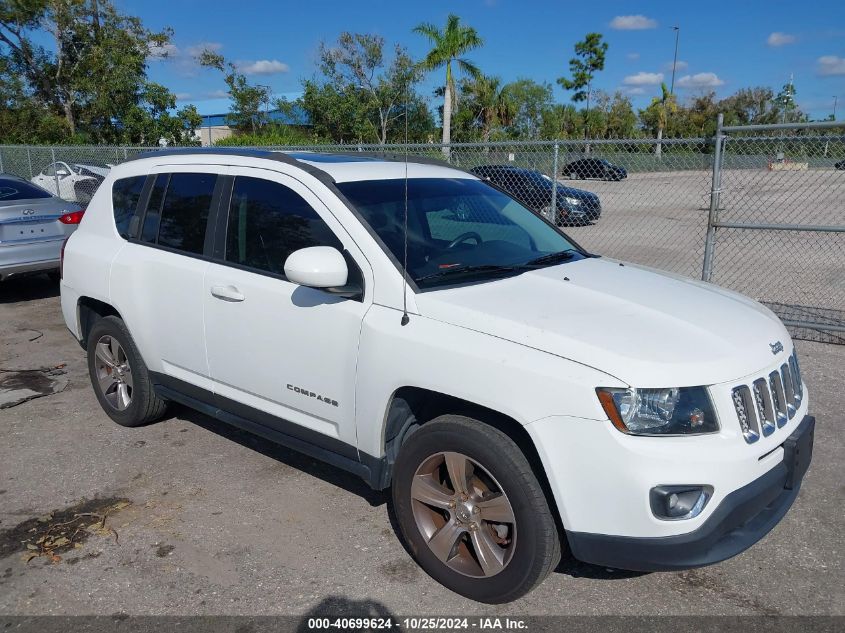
xmin=77 ymin=296 xmax=123 ymax=348
xmin=379 ymin=386 xmax=565 ymax=537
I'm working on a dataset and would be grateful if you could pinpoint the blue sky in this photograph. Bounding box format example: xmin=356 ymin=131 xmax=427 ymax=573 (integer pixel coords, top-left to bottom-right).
xmin=126 ymin=0 xmax=845 ymax=120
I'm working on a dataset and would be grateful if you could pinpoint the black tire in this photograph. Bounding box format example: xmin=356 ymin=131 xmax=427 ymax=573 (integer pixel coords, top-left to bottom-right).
xmin=86 ymin=315 xmax=168 ymax=427
xmin=391 ymin=415 xmax=561 ymax=603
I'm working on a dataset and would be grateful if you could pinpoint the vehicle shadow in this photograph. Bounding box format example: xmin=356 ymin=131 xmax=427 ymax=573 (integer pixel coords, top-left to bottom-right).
xmin=0 ymin=274 xmax=60 ymax=303
xmin=554 ymin=555 xmax=648 ymax=580
xmin=172 ymin=405 xmax=647 ymax=581
xmin=172 ymin=404 xmax=387 ymax=507
xmin=294 ymin=596 xmax=399 ymax=631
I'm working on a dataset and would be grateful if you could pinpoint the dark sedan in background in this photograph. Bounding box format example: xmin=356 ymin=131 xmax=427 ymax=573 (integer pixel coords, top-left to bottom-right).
xmin=471 ymin=164 xmax=601 ymax=225
xmin=563 ymin=158 xmax=627 ymax=181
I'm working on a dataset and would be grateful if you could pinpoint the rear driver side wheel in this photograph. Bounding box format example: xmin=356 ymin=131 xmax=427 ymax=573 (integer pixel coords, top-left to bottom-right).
xmin=392 ymin=415 xmax=561 ymax=603
xmin=86 ymin=316 xmax=168 ymax=427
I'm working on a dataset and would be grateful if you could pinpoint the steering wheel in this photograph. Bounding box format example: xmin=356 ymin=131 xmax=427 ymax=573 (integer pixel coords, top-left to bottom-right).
xmin=447 ymin=231 xmax=483 ymax=249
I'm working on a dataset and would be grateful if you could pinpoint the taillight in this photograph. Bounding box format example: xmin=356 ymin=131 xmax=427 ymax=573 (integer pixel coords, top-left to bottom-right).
xmin=59 ymin=209 xmax=85 ymax=224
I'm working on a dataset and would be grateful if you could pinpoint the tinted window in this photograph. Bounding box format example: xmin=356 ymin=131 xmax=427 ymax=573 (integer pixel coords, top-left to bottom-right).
xmin=225 ymin=176 xmax=342 ymax=276
xmin=0 ymin=178 xmax=53 ymax=201
xmin=141 ymin=174 xmax=168 ymax=242
xmin=156 ymin=173 xmax=216 ymax=254
xmin=112 ymin=176 xmax=146 ymax=238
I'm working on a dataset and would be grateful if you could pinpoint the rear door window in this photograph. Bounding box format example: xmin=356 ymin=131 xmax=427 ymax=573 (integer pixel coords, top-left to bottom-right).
xmin=156 ymin=173 xmax=217 ymax=254
xmin=138 ymin=173 xmax=216 ymax=255
xmin=140 ymin=174 xmax=167 ymax=243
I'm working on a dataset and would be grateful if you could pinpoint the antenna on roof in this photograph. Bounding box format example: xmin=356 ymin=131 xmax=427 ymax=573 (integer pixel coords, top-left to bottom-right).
xmin=400 ymin=87 xmax=411 ymax=327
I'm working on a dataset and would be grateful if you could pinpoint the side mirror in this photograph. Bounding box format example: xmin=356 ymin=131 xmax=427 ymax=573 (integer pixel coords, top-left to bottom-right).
xmin=284 ymin=246 xmax=348 ymax=289
xmin=56 ymin=169 xmax=70 ymax=177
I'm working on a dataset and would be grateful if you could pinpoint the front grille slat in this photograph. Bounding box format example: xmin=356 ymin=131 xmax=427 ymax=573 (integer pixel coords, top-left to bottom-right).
xmin=781 ymin=364 xmax=796 ymax=419
xmin=732 ymin=385 xmax=760 ymax=443
xmin=734 ymin=350 xmax=802 ymax=443
xmin=752 ymin=378 xmax=776 ymax=436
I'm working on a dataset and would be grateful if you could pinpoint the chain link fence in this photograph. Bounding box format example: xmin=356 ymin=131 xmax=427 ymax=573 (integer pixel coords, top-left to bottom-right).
xmin=703 ymin=118 xmax=845 ymax=344
xmin=1 ymin=119 xmax=842 ymax=343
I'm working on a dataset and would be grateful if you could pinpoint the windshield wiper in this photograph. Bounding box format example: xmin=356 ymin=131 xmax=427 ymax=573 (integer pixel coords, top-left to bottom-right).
xmin=520 ymin=250 xmax=578 ymax=267
xmin=416 ymin=251 xmax=579 ymax=284
xmin=416 ymin=264 xmax=522 ymax=283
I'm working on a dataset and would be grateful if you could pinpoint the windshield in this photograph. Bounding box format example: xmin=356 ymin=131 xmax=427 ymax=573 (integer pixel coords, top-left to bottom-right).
xmin=337 ymin=177 xmax=583 ymax=289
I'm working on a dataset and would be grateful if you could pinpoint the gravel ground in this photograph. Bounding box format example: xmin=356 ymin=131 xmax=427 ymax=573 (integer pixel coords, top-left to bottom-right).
xmin=0 ymin=274 xmax=842 ymax=617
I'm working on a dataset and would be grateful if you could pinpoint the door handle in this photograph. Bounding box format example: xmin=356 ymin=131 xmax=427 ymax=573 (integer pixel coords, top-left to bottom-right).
xmin=210 ymin=285 xmax=245 ymax=302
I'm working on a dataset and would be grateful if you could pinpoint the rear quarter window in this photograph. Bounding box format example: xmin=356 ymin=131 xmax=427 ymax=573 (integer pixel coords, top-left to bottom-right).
xmin=111 ymin=176 xmax=146 ymax=238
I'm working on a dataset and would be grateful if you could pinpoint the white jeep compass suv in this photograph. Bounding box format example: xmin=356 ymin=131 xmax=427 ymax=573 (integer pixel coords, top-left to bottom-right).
xmin=60 ymin=149 xmax=814 ymax=603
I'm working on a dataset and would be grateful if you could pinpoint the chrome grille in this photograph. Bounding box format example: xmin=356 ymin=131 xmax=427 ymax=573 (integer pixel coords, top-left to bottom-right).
xmin=732 ymin=350 xmax=803 ymax=444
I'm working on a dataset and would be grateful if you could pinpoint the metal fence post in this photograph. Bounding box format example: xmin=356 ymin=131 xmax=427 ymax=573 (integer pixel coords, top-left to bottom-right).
xmin=701 ymin=113 xmax=725 ymax=282
xmin=26 ymin=147 xmax=33 ymax=178
xmin=0 ymin=147 xmax=4 ymax=174
xmin=51 ymin=147 xmax=60 ymax=195
xmin=550 ymin=142 xmax=559 ymax=223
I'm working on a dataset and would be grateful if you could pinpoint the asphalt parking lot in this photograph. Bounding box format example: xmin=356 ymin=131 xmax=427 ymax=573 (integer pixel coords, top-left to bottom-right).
xmin=1 ymin=274 xmax=843 ymax=617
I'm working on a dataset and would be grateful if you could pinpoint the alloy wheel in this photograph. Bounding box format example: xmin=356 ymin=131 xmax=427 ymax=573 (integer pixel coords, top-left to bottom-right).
xmin=94 ymin=335 xmax=133 ymax=411
xmin=410 ymin=451 xmax=517 ymax=578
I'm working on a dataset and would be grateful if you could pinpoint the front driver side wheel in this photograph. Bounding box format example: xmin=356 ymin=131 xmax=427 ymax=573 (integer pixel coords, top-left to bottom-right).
xmin=392 ymin=415 xmax=561 ymax=603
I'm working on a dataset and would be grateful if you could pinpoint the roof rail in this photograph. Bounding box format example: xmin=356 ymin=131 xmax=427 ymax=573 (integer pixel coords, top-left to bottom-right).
xmin=130 ymin=147 xmax=471 ymax=182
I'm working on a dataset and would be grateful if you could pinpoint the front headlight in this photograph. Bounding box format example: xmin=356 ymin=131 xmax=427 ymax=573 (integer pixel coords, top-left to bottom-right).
xmin=596 ymin=387 xmax=718 ymax=435
xmin=563 ymin=196 xmax=582 ymax=206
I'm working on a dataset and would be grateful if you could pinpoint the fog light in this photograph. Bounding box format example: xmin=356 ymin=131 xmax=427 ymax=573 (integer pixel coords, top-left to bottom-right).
xmin=650 ymin=485 xmax=712 ymax=520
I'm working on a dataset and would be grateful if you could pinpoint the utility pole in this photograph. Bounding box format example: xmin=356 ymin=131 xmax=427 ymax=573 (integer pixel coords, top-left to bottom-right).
xmin=670 ymin=26 xmax=680 ymax=95
xmin=834 ymin=96 xmax=838 ymax=120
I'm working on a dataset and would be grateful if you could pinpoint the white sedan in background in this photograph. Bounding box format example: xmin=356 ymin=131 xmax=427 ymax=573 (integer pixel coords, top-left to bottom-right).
xmin=31 ymin=162 xmax=111 ymax=204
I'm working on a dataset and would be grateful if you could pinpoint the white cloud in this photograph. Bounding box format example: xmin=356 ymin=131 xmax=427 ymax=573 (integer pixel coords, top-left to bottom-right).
xmin=148 ymin=42 xmax=179 ymax=60
xmin=767 ymin=32 xmax=796 ymax=47
xmin=817 ymin=55 xmax=845 ymax=76
xmin=186 ymin=42 xmax=223 ymax=58
xmin=623 ymin=71 xmax=664 ymax=86
xmin=148 ymin=41 xmax=223 ymax=77
xmin=238 ymin=59 xmax=290 ymax=75
xmin=623 ymin=87 xmax=646 ymax=95
xmin=676 ymin=72 xmax=725 ymax=88
xmin=663 ymin=60 xmax=688 ymax=72
xmin=204 ymin=90 xmax=229 ymax=99
xmin=610 ymin=15 xmax=657 ymax=30
xmin=627 ymin=52 xmax=640 ymax=60
xmin=174 ymin=92 xmax=192 ymax=101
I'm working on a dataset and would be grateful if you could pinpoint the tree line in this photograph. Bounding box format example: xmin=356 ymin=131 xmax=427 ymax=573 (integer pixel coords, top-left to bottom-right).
xmin=0 ymin=2 xmax=825 ymax=147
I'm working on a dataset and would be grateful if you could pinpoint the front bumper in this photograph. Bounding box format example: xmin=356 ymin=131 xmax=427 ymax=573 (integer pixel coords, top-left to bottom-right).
xmin=566 ymin=415 xmax=815 ymax=571
xmin=559 ymin=203 xmax=601 ymax=223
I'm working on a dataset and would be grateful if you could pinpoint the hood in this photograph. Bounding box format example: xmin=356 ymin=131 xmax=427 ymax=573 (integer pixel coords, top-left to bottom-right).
xmin=414 ymin=257 xmax=789 ymax=387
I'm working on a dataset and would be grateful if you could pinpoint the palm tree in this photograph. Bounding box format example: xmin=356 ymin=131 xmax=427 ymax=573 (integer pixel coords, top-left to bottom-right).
xmin=413 ymin=14 xmax=483 ymax=157
xmin=463 ymin=74 xmax=514 ymax=143
xmin=643 ymin=83 xmax=676 ymax=158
